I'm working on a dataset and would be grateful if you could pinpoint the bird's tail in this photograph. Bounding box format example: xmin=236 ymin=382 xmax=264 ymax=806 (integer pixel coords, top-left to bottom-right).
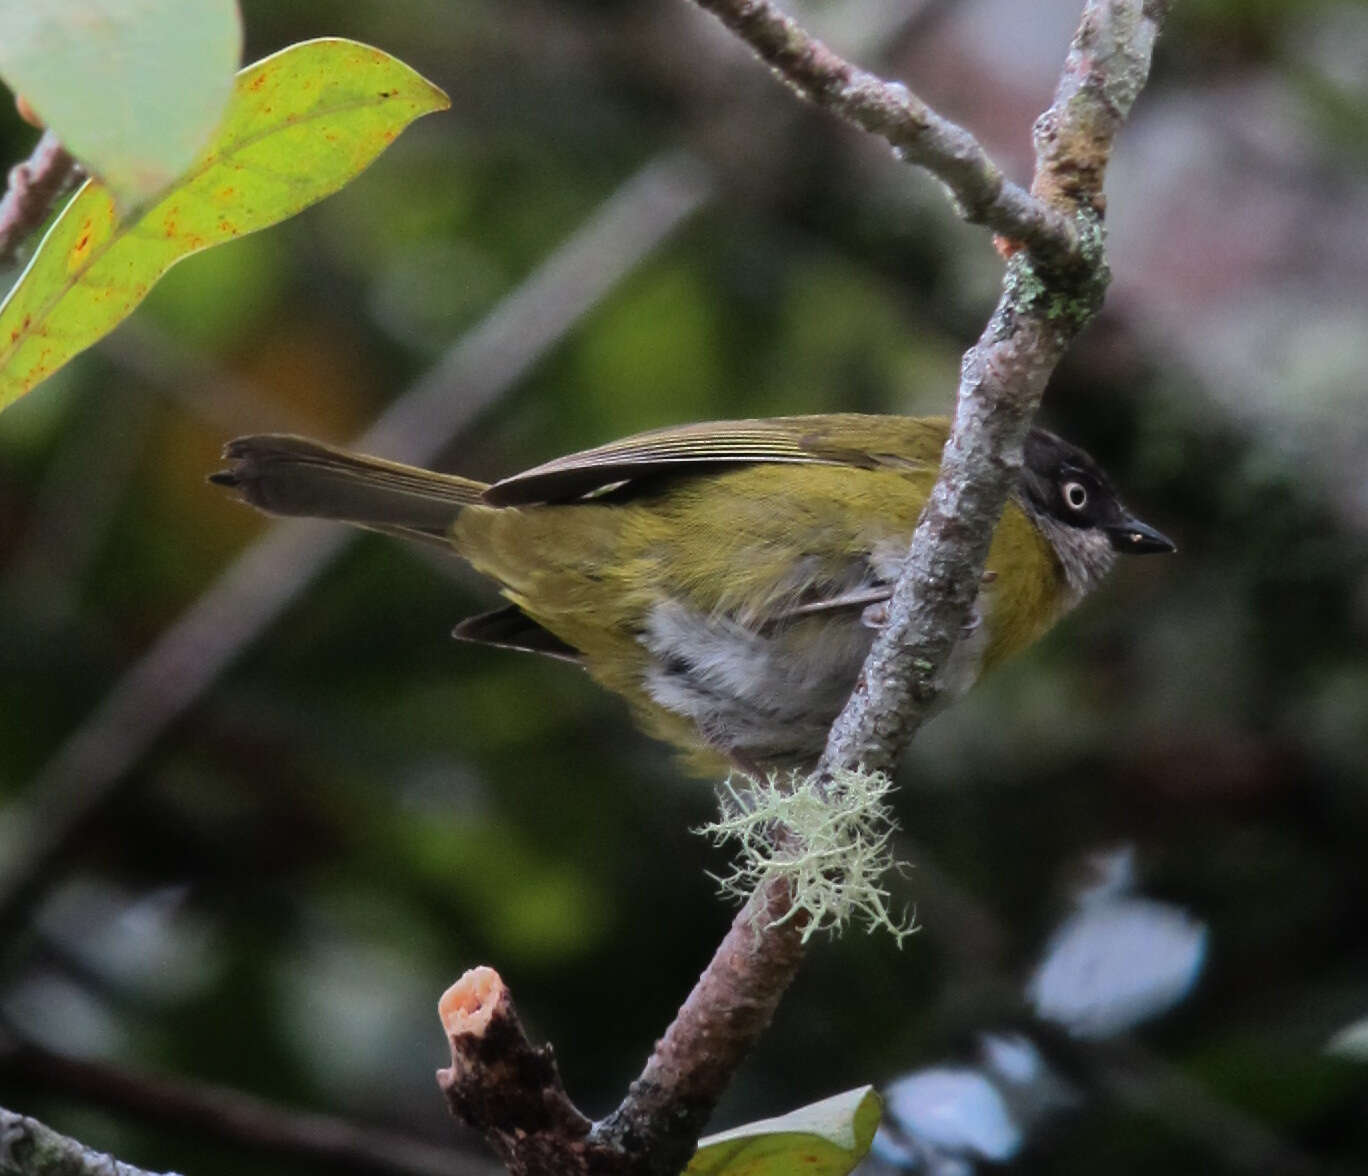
xmin=210 ymin=435 xmax=490 ymax=542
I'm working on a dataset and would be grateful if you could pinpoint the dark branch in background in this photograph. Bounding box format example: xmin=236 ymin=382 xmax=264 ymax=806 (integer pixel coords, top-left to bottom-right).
xmin=0 ymin=1032 xmax=499 ymax=1176
xmin=435 ymin=2 xmax=1172 ymax=1173
xmin=0 ymin=1104 xmax=178 ymax=1176
xmin=0 ymin=131 xmax=79 ymax=267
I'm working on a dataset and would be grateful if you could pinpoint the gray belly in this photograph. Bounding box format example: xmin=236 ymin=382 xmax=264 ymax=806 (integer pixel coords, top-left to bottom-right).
xmin=640 ymin=597 xmax=986 ymax=770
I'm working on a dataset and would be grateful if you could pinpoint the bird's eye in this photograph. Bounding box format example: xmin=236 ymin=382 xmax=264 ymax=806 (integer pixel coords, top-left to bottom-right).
xmin=1063 ymin=481 xmax=1088 ymax=510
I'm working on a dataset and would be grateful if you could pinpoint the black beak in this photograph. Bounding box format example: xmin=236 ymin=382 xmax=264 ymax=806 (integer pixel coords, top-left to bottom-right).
xmin=1106 ymin=516 xmax=1176 ymax=555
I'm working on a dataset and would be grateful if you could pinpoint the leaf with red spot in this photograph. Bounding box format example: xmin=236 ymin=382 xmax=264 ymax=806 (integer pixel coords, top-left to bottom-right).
xmin=686 ymin=1086 xmax=882 ymax=1176
xmin=0 ymin=37 xmax=448 ymax=411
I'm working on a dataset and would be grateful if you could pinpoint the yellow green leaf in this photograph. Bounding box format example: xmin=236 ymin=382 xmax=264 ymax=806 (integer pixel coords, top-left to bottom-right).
xmin=0 ymin=37 xmax=449 ymax=411
xmin=686 ymin=1086 xmax=882 ymax=1176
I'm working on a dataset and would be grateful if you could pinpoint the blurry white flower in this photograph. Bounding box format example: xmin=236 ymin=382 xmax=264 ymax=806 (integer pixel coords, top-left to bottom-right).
xmin=1027 ymin=846 xmax=1207 ymax=1039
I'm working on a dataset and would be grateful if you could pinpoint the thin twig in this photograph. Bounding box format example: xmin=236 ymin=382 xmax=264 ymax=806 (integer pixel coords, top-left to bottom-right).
xmin=0 ymin=132 xmax=78 ymax=267
xmin=687 ymin=0 xmax=1078 ymax=265
xmin=1 ymin=1034 xmax=498 ymax=1176
xmin=0 ymin=150 xmax=715 ymax=950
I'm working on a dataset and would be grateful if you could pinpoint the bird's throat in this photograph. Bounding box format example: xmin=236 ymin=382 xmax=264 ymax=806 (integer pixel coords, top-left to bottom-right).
xmin=1015 ymin=492 xmax=1118 ymax=607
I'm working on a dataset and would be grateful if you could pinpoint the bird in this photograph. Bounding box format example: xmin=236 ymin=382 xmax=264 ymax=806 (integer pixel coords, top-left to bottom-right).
xmin=210 ymin=414 xmax=1173 ymax=776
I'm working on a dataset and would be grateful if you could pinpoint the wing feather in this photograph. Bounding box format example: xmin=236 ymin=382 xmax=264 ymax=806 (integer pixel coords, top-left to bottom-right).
xmin=483 ymin=414 xmax=946 ymax=506
xmin=453 ymin=605 xmax=582 ymax=663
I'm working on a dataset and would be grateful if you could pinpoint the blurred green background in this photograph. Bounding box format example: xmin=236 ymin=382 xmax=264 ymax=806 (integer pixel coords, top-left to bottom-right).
xmin=1 ymin=1 xmax=1365 ymax=1173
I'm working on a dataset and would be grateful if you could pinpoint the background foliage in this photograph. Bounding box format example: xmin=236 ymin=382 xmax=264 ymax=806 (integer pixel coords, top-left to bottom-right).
xmin=0 ymin=1 xmax=1365 ymax=1173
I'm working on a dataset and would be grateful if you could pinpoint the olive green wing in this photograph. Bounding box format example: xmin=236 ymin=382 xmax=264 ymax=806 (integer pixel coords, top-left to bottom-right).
xmin=483 ymin=414 xmax=948 ymax=506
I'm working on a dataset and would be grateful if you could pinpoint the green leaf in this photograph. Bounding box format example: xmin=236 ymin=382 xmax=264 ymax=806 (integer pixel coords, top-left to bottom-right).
xmin=0 ymin=0 xmax=243 ymax=208
xmin=0 ymin=37 xmax=449 ymax=412
xmin=686 ymin=1086 xmax=882 ymax=1176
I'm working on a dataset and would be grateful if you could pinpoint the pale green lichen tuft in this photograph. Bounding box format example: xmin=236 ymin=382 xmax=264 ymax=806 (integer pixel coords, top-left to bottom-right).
xmin=697 ymin=767 xmax=916 ymax=945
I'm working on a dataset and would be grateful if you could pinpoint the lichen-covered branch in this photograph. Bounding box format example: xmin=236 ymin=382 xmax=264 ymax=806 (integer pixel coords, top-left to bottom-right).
xmin=0 ymin=132 xmax=78 ymax=267
xmin=0 ymin=1105 xmax=179 ymax=1176
xmin=819 ymin=260 xmax=1102 ymax=775
xmin=820 ymin=0 xmax=1168 ymax=774
xmin=687 ymin=0 xmax=1078 ymax=264
xmin=1031 ymin=0 xmax=1173 ymax=213
xmin=437 ymin=4 xmax=1172 ymax=1174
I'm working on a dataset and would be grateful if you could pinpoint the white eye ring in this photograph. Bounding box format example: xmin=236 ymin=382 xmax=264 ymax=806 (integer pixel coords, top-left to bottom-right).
xmin=1063 ymin=481 xmax=1088 ymax=510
